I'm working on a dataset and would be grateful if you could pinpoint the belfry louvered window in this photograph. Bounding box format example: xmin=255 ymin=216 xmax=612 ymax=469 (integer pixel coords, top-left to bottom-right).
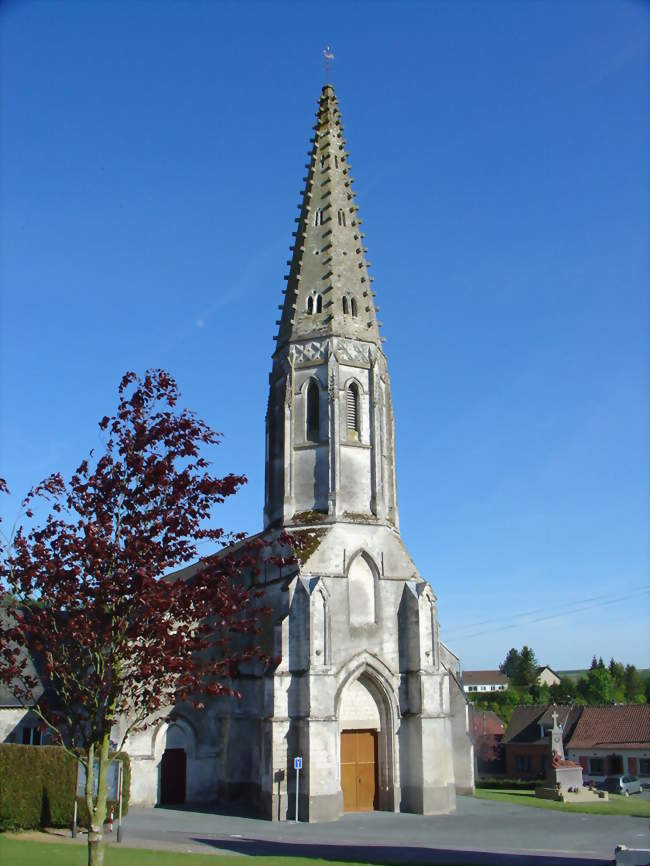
xmin=313 ymin=208 xmax=323 ymax=226
xmin=346 ymin=383 xmax=359 ymax=436
xmin=316 ymin=294 xmax=322 ymax=313
xmin=307 ymin=380 xmax=320 ymax=442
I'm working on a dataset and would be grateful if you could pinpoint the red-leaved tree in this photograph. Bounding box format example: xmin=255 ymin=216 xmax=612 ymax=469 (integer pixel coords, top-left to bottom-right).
xmin=0 ymin=370 xmax=293 ymax=866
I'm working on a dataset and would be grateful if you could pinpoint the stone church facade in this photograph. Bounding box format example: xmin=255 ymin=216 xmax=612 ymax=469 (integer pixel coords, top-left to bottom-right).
xmin=123 ymin=84 xmax=474 ymax=821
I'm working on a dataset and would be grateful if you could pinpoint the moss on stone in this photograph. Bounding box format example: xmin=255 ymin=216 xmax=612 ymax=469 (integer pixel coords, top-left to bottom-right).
xmin=290 ymin=528 xmax=327 ymax=565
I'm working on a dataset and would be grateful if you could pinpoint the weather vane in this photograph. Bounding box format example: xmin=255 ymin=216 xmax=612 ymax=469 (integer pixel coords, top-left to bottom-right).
xmin=323 ymin=45 xmax=335 ymax=81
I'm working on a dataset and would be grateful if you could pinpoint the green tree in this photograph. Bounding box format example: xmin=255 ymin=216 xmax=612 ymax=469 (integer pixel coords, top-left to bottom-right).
xmin=549 ymin=676 xmax=578 ymax=704
xmin=623 ymin=665 xmax=645 ymax=703
xmin=579 ymin=667 xmax=614 ymax=704
xmin=514 ymin=645 xmax=539 ymax=687
xmin=500 ymin=648 xmax=521 ymax=680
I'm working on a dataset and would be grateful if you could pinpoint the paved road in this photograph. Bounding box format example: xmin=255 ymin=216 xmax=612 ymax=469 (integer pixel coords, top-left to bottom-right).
xmin=118 ymin=795 xmax=650 ymax=865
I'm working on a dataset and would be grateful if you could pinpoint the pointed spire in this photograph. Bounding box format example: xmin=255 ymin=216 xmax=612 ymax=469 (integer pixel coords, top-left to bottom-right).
xmin=274 ymin=85 xmax=381 ymax=353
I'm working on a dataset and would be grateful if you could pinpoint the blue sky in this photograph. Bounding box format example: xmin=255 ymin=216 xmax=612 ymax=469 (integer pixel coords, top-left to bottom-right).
xmin=1 ymin=0 xmax=648 ymax=670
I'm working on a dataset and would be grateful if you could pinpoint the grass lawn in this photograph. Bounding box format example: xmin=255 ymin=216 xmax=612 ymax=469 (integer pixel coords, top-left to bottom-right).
xmin=0 ymin=837 xmax=389 ymax=866
xmin=475 ymin=788 xmax=650 ymax=817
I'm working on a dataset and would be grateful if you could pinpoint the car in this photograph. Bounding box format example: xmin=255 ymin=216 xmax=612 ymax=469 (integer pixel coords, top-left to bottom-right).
xmin=601 ymin=774 xmax=643 ymax=795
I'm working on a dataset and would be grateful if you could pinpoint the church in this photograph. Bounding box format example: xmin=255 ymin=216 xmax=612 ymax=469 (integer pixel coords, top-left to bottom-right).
xmin=124 ymin=83 xmax=474 ymax=821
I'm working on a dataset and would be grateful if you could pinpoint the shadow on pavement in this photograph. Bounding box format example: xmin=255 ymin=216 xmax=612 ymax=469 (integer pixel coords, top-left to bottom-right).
xmin=191 ymin=837 xmax=613 ymax=865
xmin=155 ymin=799 xmax=258 ymax=818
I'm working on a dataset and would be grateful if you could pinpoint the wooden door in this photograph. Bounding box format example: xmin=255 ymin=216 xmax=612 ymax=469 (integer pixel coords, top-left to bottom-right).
xmin=341 ymin=730 xmax=378 ymax=812
xmin=160 ymin=748 xmax=186 ymax=804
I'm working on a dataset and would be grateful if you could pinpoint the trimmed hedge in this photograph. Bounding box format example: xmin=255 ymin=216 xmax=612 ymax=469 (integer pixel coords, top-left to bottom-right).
xmin=0 ymin=744 xmax=130 ymax=831
xmin=476 ymin=778 xmax=537 ymax=790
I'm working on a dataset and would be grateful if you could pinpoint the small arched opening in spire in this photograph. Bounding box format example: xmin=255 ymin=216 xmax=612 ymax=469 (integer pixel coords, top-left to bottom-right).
xmin=306 ymin=380 xmax=320 ymax=442
xmin=351 ymin=298 xmax=358 ymax=317
xmin=320 ymin=154 xmax=326 ymax=169
xmin=307 ymin=296 xmax=314 ymax=315
xmin=346 ymin=382 xmax=360 ymax=439
xmin=338 ymin=209 xmax=346 ymax=227
xmin=334 ymin=155 xmax=339 ymax=169
xmin=342 ymin=296 xmax=349 ymax=315
xmin=315 ymin=294 xmax=323 ymax=314
xmin=313 ymin=208 xmax=323 ymax=227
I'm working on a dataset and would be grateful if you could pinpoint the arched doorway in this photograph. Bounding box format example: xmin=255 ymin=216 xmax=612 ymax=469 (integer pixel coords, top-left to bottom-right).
xmin=339 ymin=675 xmax=383 ymax=812
xmin=159 ymin=723 xmax=188 ymax=805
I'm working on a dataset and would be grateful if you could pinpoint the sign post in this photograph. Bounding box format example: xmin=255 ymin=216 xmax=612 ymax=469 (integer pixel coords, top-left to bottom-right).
xmin=293 ymin=756 xmax=302 ymax=822
xmin=116 ymin=760 xmax=123 ymax=843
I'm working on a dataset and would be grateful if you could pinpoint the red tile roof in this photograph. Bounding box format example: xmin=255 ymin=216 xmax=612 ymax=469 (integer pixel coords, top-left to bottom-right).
xmin=567 ymin=705 xmax=650 ymax=750
xmin=468 ymin=706 xmax=506 ymax=737
xmin=462 ymin=670 xmax=509 ymax=686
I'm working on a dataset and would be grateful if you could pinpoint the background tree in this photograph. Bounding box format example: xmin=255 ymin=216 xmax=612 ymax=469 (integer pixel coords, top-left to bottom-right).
xmin=0 ymin=370 xmax=294 ymax=866
xmin=623 ymin=664 xmax=645 ymax=703
xmin=500 ymin=647 xmax=521 ymax=680
xmin=549 ymin=675 xmax=578 ymax=705
xmin=513 ymin=645 xmax=538 ymax=687
xmin=577 ymin=666 xmax=614 ymax=704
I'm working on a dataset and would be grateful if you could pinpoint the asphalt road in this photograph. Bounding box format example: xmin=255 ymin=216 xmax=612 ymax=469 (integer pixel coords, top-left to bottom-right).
xmin=117 ymin=795 xmax=650 ymax=865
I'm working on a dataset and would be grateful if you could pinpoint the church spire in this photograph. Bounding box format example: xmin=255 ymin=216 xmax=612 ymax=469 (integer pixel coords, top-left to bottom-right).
xmin=274 ymin=85 xmax=381 ymax=353
xmin=265 ymin=85 xmax=398 ymax=531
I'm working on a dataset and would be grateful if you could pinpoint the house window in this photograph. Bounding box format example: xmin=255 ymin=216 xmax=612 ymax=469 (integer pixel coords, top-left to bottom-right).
xmin=516 ymin=755 xmax=531 ymax=772
xmin=22 ymin=726 xmax=42 ymax=745
xmin=342 ymin=296 xmax=349 ymax=314
xmin=589 ymin=757 xmax=604 ymax=775
xmin=639 ymin=759 xmax=650 ymax=776
xmin=306 ymin=381 xmax=319 ymax=442
xmin=337 ymin=209 xmax=346 ymax=226
xmin=346 ymin=383 xmax=359 ymax=437
xmin=608 ymin=755 xmax=623 ymax=774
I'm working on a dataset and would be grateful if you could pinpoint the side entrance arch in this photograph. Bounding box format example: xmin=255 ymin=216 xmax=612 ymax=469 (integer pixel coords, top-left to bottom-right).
xmin=160 ymin=747 xmax=186 ymax=804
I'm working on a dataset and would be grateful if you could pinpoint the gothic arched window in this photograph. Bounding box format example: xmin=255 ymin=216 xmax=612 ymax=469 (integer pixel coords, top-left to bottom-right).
xmin=315 ymin=294 xmax=323 ymax=314
xmin=306 ymin=380 xmax=320 ymax=442
xmin=307 ymin=296 xmax=314 ymax=314
xmin=346 ymin=382 xmax=359 ymax=437
xmin=342 ymin=296 xmax=349 ymax=315
xmin=337 ymin=209 xmax=346 ymax=227
xmin=351 ymin=297 xmax=358 ymax=317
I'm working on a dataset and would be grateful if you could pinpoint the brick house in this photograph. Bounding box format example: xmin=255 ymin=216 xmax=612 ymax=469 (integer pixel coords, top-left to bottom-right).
xmin=565 ymin=705 xmax=650 ymax=784
xmin=468 ymin=706 xmax=505 ymax=776
xmin=503 ymin=705 xmax=581 ymax=780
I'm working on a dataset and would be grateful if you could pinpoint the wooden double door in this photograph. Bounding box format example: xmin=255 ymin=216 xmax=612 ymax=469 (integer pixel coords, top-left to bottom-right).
xmin=341 ymin=729 xmax=378 ymax=812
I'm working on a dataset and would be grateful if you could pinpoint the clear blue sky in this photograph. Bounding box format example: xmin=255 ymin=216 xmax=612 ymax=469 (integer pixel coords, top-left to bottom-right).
xmin=1 ymin=0 xmax=648 ymax=670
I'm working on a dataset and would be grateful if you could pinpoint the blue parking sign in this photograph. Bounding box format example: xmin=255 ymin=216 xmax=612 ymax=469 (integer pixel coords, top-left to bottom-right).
xmin=294 ymin=756 xmax=302 ymax=770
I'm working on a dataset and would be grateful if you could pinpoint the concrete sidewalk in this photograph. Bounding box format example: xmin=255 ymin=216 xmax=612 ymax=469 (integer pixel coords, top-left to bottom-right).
xmin=114 ymin=795 xmax=650 ymax=864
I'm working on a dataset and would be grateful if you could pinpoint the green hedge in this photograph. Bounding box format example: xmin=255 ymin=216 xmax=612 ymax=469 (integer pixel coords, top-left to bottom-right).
xmin=0 ymin=745 xmax=130 ymax=831
xmin=476 ymin=778 xmax=538 ymax=790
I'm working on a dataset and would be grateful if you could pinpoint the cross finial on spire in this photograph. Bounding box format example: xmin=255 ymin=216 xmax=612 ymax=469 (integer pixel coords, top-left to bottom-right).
xmin=323 ymin=45 xmax=335 ymax=82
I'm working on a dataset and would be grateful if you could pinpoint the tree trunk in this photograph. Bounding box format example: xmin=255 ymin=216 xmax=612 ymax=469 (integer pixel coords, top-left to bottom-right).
xmin=86 ymin=735 xmax=111 ymax=866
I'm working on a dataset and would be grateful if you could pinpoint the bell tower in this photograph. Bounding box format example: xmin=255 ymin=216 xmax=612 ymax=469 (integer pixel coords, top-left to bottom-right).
xmin=264 ymin=84 xmax=399 ymax=530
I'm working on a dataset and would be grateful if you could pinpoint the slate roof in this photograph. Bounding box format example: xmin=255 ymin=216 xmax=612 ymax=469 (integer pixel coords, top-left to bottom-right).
xmin=566 ymin=705 xmax=650 ymax=750
xmin=503 ymin=704 xmax=581 ymax=745
xmin=0 ymin=607 xmax=45 ymax=709
xmin=462 ymin=670 xmax=509 ymax=687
